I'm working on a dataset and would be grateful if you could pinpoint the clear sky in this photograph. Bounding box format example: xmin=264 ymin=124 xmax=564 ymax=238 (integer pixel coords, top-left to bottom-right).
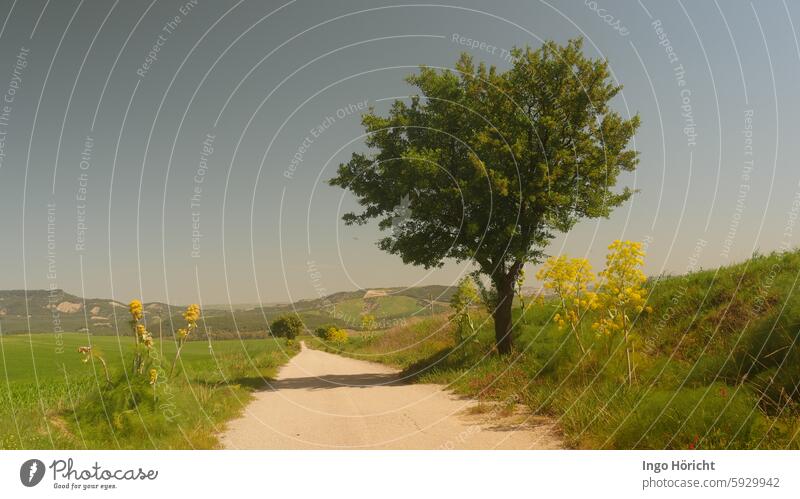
xmin=0 ymin=0 xmax=798 ymax=305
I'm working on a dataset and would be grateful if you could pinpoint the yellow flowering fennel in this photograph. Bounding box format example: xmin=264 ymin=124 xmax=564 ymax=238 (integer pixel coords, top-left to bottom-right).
xmin=136 ymin=324 xmax=154 ymax=349
xmin=128 ymin=299 xmax=153 ymax=374
xmin=323 ymin=326 xmax=349 ymax=344
xmin=148 ymin=368 xmax=159 ymax=401
xmin=170 ymin=304 xmax=200 ymax=377
xmin=592 ymin=240 xmax=652 ymax=385
xmin=360 ymin=313 xmax=376 ymax=331
xmin=129 ymin=299 xmax=143 ymax=321
xmin=536 ymin=256 xmax=596 ymax=354
xmin=449 ymin=277 xmax=479 ymax=346
xmin=81 ymin=299 xmax=153 ymax=382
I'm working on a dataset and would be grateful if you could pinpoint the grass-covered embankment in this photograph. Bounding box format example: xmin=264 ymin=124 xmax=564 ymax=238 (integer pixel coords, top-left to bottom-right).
xmin=310 ymin=250 xmax=800 ymax=449
xmin=0 ymin=334 xmax=298 ymax=449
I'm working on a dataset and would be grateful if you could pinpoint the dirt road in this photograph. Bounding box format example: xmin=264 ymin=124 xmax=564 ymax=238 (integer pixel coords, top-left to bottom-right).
xmin=221 ymin=342 xmax=562 ymax=449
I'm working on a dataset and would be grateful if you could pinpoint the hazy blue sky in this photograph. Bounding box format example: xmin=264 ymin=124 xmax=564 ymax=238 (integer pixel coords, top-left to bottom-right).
xmin=0 ymin=0 xmax=798 ymax=305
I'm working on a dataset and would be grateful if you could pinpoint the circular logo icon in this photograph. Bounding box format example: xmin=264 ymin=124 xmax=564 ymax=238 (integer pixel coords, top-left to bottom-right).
xmin=19 ymin=459 xmax=45 ymax=487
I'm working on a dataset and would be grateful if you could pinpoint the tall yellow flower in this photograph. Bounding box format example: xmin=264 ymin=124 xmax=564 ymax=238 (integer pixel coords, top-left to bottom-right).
xmin=136 ymin=324 xmax=153 ymax=349
xmin=182 ymin=304 xmax=200 ymax=324
xmin=170 ymin=304 xmax=202 ymax=377
xmin=536 ymin=255 xmax=596 ymax=353
xmin=449 ymin=277 xmax=479 ymax=345
xmin=592 ymin=240 xmax=652 ymax=385
xmin=129 ymin=299 xmax=143 ymax=321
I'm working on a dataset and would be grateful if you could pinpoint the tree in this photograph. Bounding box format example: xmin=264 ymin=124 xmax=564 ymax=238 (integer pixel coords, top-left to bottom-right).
xmin=329 ymin=39 xmax=640 ymax=354
xmin=270 ymin=314 xmax=304 ymax=339
xmin=592 ymin=240 xmax=651 ymax=385
xmin=314 ymin=325 xmax=333 ymax=337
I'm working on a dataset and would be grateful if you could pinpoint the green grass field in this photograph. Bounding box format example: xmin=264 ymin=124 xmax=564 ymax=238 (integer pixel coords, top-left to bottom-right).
xmin=329 ymin=295 xmax=446 ymax=324
xmin=310 ymin=249 xmax=800 ymax=449
xmin=0 ymin=334 xmax=282 ymax=382
xmin=0 ymin=333 xmax=298 ymax=449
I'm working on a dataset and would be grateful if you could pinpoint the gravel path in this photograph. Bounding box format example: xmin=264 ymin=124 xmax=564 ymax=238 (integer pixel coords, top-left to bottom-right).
xmin=221 ymin=342 xmax=562 ymax=449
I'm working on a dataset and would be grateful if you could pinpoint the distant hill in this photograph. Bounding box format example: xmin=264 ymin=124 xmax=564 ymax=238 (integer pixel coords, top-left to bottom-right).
xmin=0 ymin=289 xmax=175 ymax=335
xmin=0 ymin=285 xmax=457 ymax=337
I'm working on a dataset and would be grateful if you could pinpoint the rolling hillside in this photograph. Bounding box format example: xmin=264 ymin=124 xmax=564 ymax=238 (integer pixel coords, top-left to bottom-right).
xmin=0 ymin=285 xmax=457 ymax=337
xmin=0 ymin=289 xmax=174 ymax=334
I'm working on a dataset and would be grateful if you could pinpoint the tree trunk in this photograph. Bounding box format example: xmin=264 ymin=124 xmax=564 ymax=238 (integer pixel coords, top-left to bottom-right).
xmin=493 ymin=277 xmax=514 ymax=355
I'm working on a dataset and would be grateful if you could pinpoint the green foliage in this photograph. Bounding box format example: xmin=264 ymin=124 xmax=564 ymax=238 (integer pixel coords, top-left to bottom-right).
xmin=329 ymin=38 xmax=640 ymax=353
xmin=450 ymin=277 xmax=479 ymax=345
xmin=605 ymin=384 xmax=765 ymax=449
xmin=314 ymin=325 xmax=334 ymax=337
xmin=450 ymin=276 xmax=480 ymax=312
xmin=515 ymin=267 xmax=529 ymax=323
xmin=270 ymin=314 xmax=304 ymax=339
xmin=470 ymin=273 xmax=497 ymax=314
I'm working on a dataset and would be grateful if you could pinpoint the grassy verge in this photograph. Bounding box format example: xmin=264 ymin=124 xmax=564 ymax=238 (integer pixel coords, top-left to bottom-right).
xmin=0 ymin=334 xmax=299 ymax=449
xmin=306 ymin=316 xmax=453 ymax=368
xmin=310 ymin=250 xmax=800 ymax=449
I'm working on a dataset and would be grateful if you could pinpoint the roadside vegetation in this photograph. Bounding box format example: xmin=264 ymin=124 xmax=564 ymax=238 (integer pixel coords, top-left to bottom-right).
xmin=0 ymin=302 xmax=298 ymax=449
xmin=314 ymin=325 xmax=350 ymax=344
xmin=310 ymin=247 xmax=800 ymax=449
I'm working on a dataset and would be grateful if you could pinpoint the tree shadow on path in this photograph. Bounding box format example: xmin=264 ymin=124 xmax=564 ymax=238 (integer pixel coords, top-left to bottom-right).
xmin=231 ymin=372 xmax=403 ymax=391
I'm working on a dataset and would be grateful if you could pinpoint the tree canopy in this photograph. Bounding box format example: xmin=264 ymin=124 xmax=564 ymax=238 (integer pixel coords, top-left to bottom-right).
xmin=270 ymin=314 xmax=304 ymax=340
xmin=330 ymin=38 xmax=640 ymax=354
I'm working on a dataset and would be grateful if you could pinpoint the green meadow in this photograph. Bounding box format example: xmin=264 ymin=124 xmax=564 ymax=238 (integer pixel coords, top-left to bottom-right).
xmin=332 ymin=295 xmax=447 ymax=324
xmin=0 ymin=333 xmax=298 ymax=449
